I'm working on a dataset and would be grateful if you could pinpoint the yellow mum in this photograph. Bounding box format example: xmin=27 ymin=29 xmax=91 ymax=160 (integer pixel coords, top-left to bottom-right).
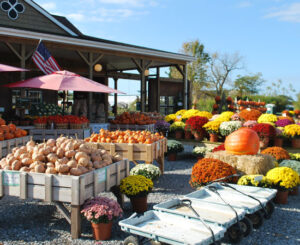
xmin=120 ymin=175 xmax=153 ymax=197
xmin=258 ymin=114 xmax=278 ymax=123
xmin=170 ymin=121 xmax=185 ymax=131
xmin=203 ymin=121 xmax=221 ymax=133
xmin=195 ymin=111 xmax=213 ymax=119
xmin=182 ymin=109 xmax=201 ymax=120
xmin=165 ymin=114 xmax=176 ymax=122
xmin=266 ymin=167 xmax=300 ymax=189
xmin=175 ymin=109 xmax=187 ymax=116
xmin=284 ymin=124 xmax=300 ymax=138
xmin=215 ymin=111 xmax=234 ymax=122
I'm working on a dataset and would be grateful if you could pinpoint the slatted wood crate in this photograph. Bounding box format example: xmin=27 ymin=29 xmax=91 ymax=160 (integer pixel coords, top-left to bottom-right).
xmin=96 ymin=138 xmax=167 ymax=174
xmin=29 ymin=129 xmax=91 ymax=141
xmin=109 ymin=123 xmax=155 ymax=132
xmin=0 ymin=136 xmax=30 ymax=158
xmin=0 ymin=159 xmax=129 ymax=239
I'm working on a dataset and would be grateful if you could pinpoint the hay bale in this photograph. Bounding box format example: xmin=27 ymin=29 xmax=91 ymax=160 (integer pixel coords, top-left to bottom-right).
xmin=205 ymin=151 xmax=275 ymax=175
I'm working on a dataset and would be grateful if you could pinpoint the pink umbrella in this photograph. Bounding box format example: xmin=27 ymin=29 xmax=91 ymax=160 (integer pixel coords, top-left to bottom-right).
xmin=4 ymin=70 xmax=124 ymax=94
xmin=0 ymin=64 xmax=28 ymax=72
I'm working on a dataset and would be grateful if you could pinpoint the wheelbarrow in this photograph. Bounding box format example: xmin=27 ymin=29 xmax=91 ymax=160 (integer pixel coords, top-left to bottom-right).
xmin=119 ymin=208 xmax=227 ymax=245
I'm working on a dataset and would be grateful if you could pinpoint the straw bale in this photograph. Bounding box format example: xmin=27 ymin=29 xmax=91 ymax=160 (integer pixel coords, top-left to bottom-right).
xmin=205 ymin=151 xmax=275 ymax=175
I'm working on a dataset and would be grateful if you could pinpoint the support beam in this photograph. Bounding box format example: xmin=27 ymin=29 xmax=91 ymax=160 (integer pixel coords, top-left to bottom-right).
xmin=157 ymin=67 xmax=160 ymax=112
xmin=140 ymin=59 xmax=146 ymax=112
xmin=175 ymin=64 xmax=184 ymax=77
xmin=183 ymin=64 xmax=188 ymax=109
xmin=113 ymin=77 xmax=118 ymax=117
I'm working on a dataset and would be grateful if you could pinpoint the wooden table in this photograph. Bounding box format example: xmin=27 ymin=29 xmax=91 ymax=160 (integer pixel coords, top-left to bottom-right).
xmin=0 ymin=159 xmax=129 ymax=239
xmin=0 ymin=136 xmax=30 ymax=158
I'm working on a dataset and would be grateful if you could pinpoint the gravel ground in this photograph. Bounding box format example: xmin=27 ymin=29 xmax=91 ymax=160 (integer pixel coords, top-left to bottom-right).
xmin=0 ymin=151 xmax=299 ymax=245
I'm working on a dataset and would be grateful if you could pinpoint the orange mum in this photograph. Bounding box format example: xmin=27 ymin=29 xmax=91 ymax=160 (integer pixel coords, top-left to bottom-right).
xmin=261 ymin=146 xmax=290 ymax=162
xmin=239 ymin=109 xmax=262 ymax=121
xmin=190 ymin=158 xmax=237 ymax=188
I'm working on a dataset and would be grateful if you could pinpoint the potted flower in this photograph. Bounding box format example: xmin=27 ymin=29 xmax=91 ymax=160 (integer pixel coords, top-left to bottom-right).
xmin=130 ymin=164 xmax=161 ymax=181
xmin=261 ymin=146 xmax=290 ymax=163
xmin=284 ymin=124 xmax=300 ymax=148
xmin=279 ymin=160 xmax=300 ymax=195
xmin=185 ymin=116 xmax=209 ymax=140
xmin=190 ymin=158 xmax=237 ymax=188
xmin=252 ymin=123 xmax=276 ymax=148
xmin=164 ymin=114 xmax=176 ymax=124
xmin=274 ymin=127 xmax=285 ymax=147
xmin=120 ymin=175 xmax=153 ymax=213
xmin=154 ymin=120 xmax=170 ymax=137
xmin=203 ymin=121 xmax=222 ymax=142
xmin=237 ymin=175 xmax=273 ymax=188
xmin=266 ymin=167 xmax=300 ymax=204
xmin=81 ymin=196 xmax=123 ymax=240
xmin=219 ymin=121 xmax=242 ymax=137
xmin=167 ymin=140 xmax=184 ymax=161
xmin=170 ymin=121 xmax=185 ymax=139
xmin=192 ymin=146 xmax=207 ymax=160
xmin=243 ymin=120 xmax=258 ymax=128
xmin=257 ymin=113 xmax=278 ymax=124
xmin=184 ymin=123 xmax=193 ymax=139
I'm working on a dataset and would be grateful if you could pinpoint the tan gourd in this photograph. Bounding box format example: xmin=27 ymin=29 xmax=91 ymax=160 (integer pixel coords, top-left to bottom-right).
xmin=46 ymin=139 xmax=56 ymax=147
xmin=47 ymin=153 xmax=58 ymax=163
xmin=57 ymin=164 xmax=69 ymax=174
xmin=67 ymin=159 xmax=77 ymax=169
xmin=35 ymin=164 xmax=45 ymax=173
xmin=65 ymin=150 xmax=76 ymax=158
xmin=11 ymin=160 xmax=22 ymax=170
xmin=20 ymin=166 xmax=30 ymax=172
xmin=46 ymin=167 xmax=57 ymax=174
xmin=70 ymin=167 xmax=82 ymax=176
xmin=56 ymin=148 xmax=65 ymax=158
xmin=21 ymin=158 xmax=33 ymax=166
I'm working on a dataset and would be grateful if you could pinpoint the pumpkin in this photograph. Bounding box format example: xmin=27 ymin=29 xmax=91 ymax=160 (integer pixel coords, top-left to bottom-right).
xmin=0 ymin=118 xmax=6 ymax=125
xmin=8 ymin=123 xmax=16 ymax=132
xmin=4 ymin=132 xmax=14 ymax=140
xmin=225 ymin=128 xmax=260 ymax=155
xmin=1 ymin=125 xmax=9 ymax=134
xmin=21 ymin=129 xmax=27 ymax=136
xmin=14 ymin=129 xmax=22 ymax=138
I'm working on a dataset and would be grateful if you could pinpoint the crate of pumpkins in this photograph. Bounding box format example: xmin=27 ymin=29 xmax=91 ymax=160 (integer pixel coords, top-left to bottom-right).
xmin=0 ymin=136 xmax=129 ymax=205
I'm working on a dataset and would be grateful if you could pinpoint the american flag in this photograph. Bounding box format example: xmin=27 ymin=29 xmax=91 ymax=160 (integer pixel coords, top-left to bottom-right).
xmin=32 ymin=41 xmax=61 ymax=74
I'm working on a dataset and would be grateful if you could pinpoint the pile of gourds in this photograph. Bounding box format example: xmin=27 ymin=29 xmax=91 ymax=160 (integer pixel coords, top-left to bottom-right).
xmin=0 ymin=136 xmax=122 ymax=176
xmin=0 ymin=118 xmax=27 ymax=141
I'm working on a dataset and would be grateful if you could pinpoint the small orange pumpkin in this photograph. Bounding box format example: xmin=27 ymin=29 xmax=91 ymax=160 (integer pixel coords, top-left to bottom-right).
xmin=0 ymin=118 xmax=5 ymax=126
xmin=1 ymin=125 xmax=9 ymax=133
xmin=8 ymin=123 xmax=16 ymax=132
xmin=225 ymin=128 xmax=260 ymax=155
xmin=21 ymin=129 xmax=27 ymax=136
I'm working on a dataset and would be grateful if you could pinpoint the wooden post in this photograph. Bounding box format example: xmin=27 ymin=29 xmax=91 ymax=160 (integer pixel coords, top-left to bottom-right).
xmin=140 ymin=60 xmax=146 ymax=112
xmin=183 ymin=64 xmax=188 ymax=109
xmin=113 ymin=77 xmax=118 ymax=117
xmin=88 ymin=52 xmax=94 ymax=121
xmin=157 ymin=67 xmax=160 ymax=112
xmin=71 ymin=205 xmax=81 ymax=239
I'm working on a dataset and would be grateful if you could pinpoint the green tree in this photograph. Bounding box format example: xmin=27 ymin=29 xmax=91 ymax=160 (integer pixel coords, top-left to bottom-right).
xmin=168 ymin=40 xmax=210 ymax=104
xmin=233 ymin=73 xmax=265 ymax=97
xmin=293 ymin=93 xmax=300 ymax=110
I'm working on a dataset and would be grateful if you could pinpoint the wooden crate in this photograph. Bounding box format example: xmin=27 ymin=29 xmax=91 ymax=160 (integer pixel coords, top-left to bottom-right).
xmin=0 ymin=136 xmax=30 ymax=158
xmin=0 ymin=159 xmax=129 ymax=239
xmin=30 ymin=129 xmax=91 ymax=141
xmin=96 ymin=138 xmax=167 ymax=174
xmin=109 ymin=123 xmax=155 ymax=132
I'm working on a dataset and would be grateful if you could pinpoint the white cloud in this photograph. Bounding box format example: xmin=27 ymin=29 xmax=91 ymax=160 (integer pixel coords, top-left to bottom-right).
xmin=237 ymin=1 xmax=252 ymax=8
xmin=265 ymin=3 xmax=300 ymax=23
xmin=66 ymin=13 xmax=85 ymax=22
xmin=40 ymin=2 xmax=56 ymax=11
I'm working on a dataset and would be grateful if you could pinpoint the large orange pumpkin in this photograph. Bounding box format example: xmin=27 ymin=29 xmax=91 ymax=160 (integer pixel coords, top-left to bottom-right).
xmin=225 ymin=128 xmax=259 ymax=155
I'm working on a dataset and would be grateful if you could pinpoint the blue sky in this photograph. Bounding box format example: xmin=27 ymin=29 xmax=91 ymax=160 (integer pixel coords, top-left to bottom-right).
xmin=35 ymin=0 xmax=300 ymax=103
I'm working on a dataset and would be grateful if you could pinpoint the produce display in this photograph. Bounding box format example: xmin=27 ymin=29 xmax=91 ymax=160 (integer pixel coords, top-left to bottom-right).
xmin=85 ymin=129 xmax=164 ymax=144
xmin=110 ymin=112 xmax=156 ymax=125
xmin=30 ymin=103 xmax=64 ymax=116
xmin=34 ymin=115 xmax=89 ymax=129
xmin=0 ymin=136 xmax=122 ymax=175
xmin=0 ymin=119 xmax=27 ymax=141
xmin=236 ymin=100 xmax=266 ymax=112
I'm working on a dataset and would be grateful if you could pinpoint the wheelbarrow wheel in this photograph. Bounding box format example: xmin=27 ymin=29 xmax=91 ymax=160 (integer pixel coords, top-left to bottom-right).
xmin=124 ymin=235 xmax=140 ymax=245
xmin=264 ymin=201 xmax=275 ymax=219
xmin=240 ymin=217 xmax=253 ymax=237
xmin=227 ymin=224 xmax=243 ymax=244
xmin=247 ymin=211 xmax=264 ymax=229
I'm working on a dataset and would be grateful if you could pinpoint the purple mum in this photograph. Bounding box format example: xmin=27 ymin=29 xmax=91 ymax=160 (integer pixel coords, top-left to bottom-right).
xmin=275 ymin=119 xmax=292 ymax=127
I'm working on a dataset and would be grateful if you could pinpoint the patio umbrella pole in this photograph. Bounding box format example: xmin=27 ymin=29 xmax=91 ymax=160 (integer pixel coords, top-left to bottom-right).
xmin=62 ymin=91 xmax=66 ymax=116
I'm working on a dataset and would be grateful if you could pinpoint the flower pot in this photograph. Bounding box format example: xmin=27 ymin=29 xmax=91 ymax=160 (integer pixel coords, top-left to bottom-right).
xmin=259 ymin=137 xmax=269 ymax=149
xmin=209 ymin=133 xmax=218 ymax=142
xmin=167 ymin=152 xmax=177 ymax=161
xmin=130 ymin=195 xmax=148 ymax=213
xmin=175 ymin=130 xmax=183 ymax=139
xmin=274 ymin=138 xmax=283 ymax=147
xmin=274 ymin=190 xmax=288 ymax=204
xmin=292 ymin=138 xmax=300 ymax=149
xmin=193 ymin=130 xmax=204 ymax=141
xmin=184 ymin=131 xmax=193 ymax=139
xmin=289 ymin=186 xmax=299 ymax=196
xmin=91 ymin=221 xmax=113 ymax=240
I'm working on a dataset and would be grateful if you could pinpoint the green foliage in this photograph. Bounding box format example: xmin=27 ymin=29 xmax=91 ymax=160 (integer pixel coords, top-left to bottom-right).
xmin=293 ymin=93 xmax=300 ymax=110
xmin=265 ymin=80 xmax=296 ymax=97
xmin=196 ymin=97 xmax=215 ymax=111
xmin=233 ymin=73 xmax=265 ymax=97
xmin=167 ymin=140 xmax=184 ymax=153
